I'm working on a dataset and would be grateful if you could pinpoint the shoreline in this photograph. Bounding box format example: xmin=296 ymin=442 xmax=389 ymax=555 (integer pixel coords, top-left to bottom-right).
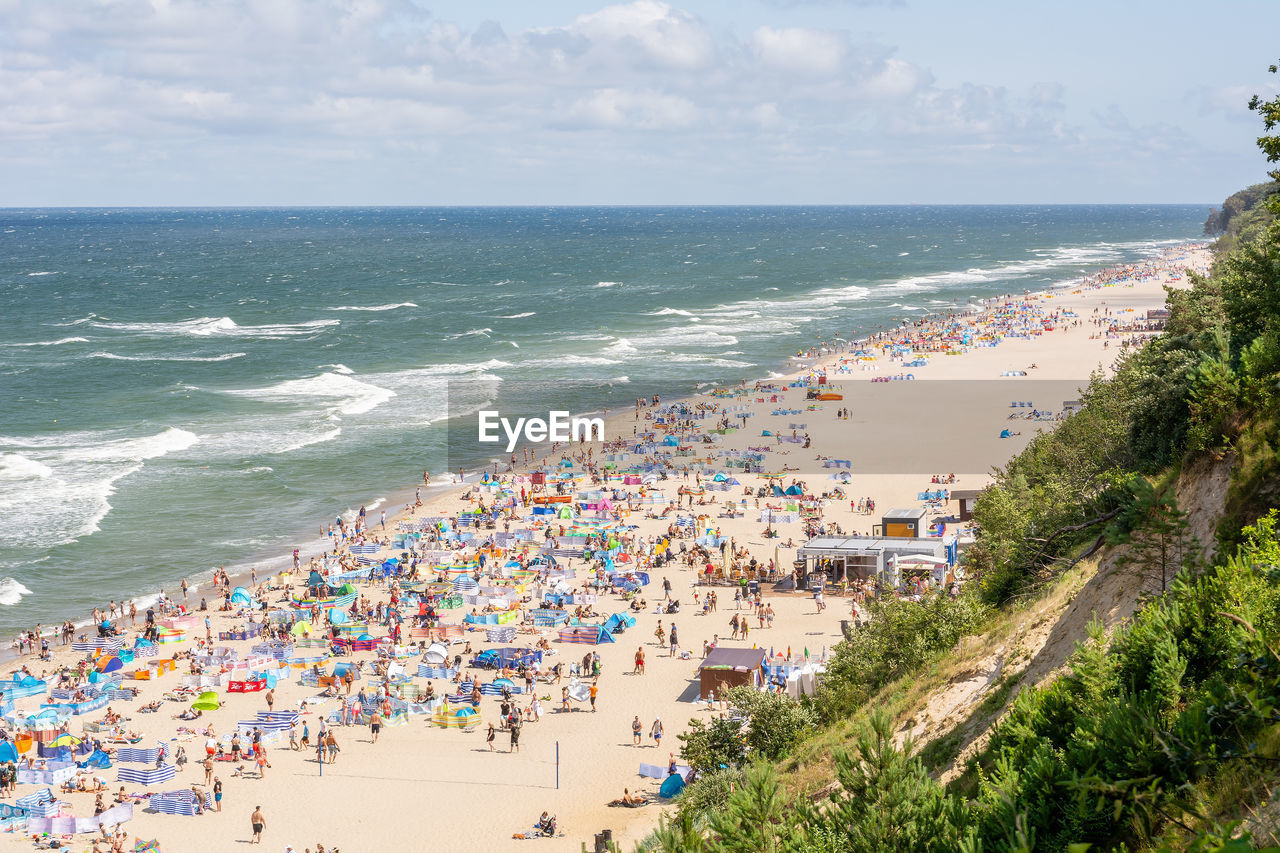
xmin=2 ymin=238 xmax=1209 ymax=656
xmin=0 ymin=239 xmax=1210 ymax=853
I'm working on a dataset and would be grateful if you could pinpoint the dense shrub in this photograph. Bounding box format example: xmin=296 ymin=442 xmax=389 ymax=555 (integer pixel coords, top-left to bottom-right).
xmin=815 ymin=591 xmax=989 ymax=721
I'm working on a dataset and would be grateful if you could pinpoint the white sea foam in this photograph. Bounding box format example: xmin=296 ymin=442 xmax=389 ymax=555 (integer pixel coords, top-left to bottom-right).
xmin=878 ymin=245 xmax=1133 ymax=293
xmin=327 ymin=302 xmax=417 ymax=312
xmin=88 ymin=351 xmax=247 ymax=362
xmin=642 ymin=327 xmax=739 ymax=349
xmin=3 ymin=336 xmax=88 ymax=347
xmin=595 ymin=281 xmax=620 ymax=288
xmin=605 ymin=337 xmax=638 ymax=355
xmin=321 ymin=364 xmax=355 ymax=375
xmin=26 ymin=271 xmax=57 ymax=277
xmin=270 ymin=427 xmax=343 ymax=455
xmin=0 ymin=427 xmax=199 ymax=549
xmin=226 ymin=372 xmax=396 ymax=416
xmin=445 ymin=328 xmax=493 ymax=340
xmin=0 ymin=454 xmax=53 ymax=480
xmin=519 ymin=355 xmax=622 ymax=368
xmin=0 ymin=579 xmax=32 ymax=606
xmin=84 ymin=316 xmax=339 ymax=338
xmin=382 ymin=359 xmax=513 ymax=377
xmin=497 ymin=312 xmax=536 ymax=319
xmin=649 ymin=307 xmax=697 ymax=317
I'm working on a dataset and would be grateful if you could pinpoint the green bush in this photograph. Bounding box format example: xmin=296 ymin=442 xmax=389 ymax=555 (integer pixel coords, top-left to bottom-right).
xmin=721 ymin=686 xmax=817 ymax=761
xmin=815 ymin=591 xmax=989 ymax=721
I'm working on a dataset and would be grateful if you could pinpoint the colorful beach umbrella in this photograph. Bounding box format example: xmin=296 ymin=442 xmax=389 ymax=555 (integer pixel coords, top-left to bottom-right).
xmin=191 ymin=691 xmax=220 ymax=711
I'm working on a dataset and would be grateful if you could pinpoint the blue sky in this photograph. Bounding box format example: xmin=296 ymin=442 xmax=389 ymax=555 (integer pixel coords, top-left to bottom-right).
xmin=1 ymin=0 xmax=1277 ymax=205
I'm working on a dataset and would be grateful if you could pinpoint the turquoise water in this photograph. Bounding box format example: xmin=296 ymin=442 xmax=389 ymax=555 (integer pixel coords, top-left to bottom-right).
xmin=0 ymin=205 xmax=1207 ymax=633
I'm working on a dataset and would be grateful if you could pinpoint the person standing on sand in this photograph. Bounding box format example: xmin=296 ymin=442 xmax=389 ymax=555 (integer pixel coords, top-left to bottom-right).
xmin=651 ymin=717 xmax=664 ymax=748
xmin=632 ymin=715 xmax=643 ymax=745
xmin=250 ymin=805 xmax=265 ymax=844
xmin=633 ymin=646 xmax=645 ymax=674
xmin=669 ymin=624 xmax=679 ymax=657
xmin=509 ymin=713 xmax=521 ymax=753
xmin=589 ymin=680 xmax=598 ymax=712
xmin=213 ymin=777 xmax=222 ymax=812
xmin=265 ymin=689 xmax=274 ymax=712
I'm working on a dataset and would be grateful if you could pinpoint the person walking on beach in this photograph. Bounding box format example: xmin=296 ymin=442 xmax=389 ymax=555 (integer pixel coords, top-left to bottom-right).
xmin=369 ymin=710 xmax=382 ymax=744
xmin=669 ymin=624 xmax=679 ymax=657
xmin=632 ymin=715 xmax=643 ymax=745
xmin=509 ymin=713 xmax=521 ymax=753
xmin=250 ymin=805 xmax=265 ymax=844
xmin=651 ymin=717 xmax=664 ymax=748
xmin=662 ymin=577 xmax=672 ymax=600
xmin=633 ymin=646 xmax=645 ymax=675
xmin=213 ymin=777 xmax=222 ymax=812
xmin=486 ymin=724 xmax=496 ymax=751
xmin=589 ymin=680 xmax=598 ymax=712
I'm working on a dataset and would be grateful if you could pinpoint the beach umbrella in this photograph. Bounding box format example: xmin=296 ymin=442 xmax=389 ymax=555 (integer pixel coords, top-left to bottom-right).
xmin=50 ymin=733 xmax=80 ymax=748
xmin=191 ymin=691 xmax=220 ymax=711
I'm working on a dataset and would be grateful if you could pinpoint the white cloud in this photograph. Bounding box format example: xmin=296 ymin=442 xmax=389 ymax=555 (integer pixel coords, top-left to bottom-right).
xmin=1028 ymin=82 xmax=1065 ymax=110
xmin=854 ymin=57 xmax=929 ymax=99
xmin=566 ymin=88 xmax=697 ymax=129
xmin=540 ymin=1 xmax=715 ymax=72
xmin=0 ymin=0 xmax=1246 ymax=203
xmin=751 ymin=26 xmax=847 ymax=77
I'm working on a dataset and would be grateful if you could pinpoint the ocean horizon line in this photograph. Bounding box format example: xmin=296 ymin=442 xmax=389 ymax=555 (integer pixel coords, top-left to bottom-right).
xmin=0 ymin=201 xmax=1216 ymax=211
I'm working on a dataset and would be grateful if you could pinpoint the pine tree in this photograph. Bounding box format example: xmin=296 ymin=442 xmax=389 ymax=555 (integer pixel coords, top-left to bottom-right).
xmin=796 ymin=710 xmax=971 ymax=853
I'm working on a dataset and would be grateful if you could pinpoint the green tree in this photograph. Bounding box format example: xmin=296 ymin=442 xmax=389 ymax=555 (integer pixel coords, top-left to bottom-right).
xmin=1112 ymin=478 xmax=1196 ymax=591
xmin=795 ymin=710 xmax=972 ymax=853
xmin=679 ymin=716 xmax=746 ymax=774
xmin=1249 ymin=59 xmax=1280 ymax=186
xmin=706 ymin=765 xmax=801 ymax=853
xmin=722 ymin=686 xmax=817 ymax=760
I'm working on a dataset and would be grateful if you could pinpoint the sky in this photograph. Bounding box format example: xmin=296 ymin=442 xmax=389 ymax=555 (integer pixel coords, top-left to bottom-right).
xmin=1 ymin=0 xmax=1278 ymax=205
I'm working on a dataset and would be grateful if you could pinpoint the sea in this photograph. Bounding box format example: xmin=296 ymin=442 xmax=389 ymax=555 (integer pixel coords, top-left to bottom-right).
xmin=0 ymin=205 xmax=1208 ymax=636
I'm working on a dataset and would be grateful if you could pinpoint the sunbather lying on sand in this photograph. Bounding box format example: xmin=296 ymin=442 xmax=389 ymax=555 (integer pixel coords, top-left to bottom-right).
xmin=608 ymin=788 xmax=646 ymax=807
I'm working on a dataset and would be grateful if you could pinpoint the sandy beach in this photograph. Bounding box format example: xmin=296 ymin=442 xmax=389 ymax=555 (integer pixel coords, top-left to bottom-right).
xmin=0 ymin=243 xmax=1209 ymax=853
